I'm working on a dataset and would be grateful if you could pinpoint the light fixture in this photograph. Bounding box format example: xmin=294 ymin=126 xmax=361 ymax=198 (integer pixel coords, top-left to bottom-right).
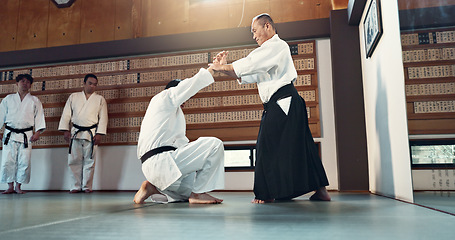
xmin=51 ymin=0 xmax=76 ymax=8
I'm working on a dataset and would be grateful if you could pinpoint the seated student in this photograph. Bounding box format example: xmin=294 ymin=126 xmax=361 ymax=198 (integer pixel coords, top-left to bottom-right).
xmin=134 ymin=67 xmax=225 ymax=204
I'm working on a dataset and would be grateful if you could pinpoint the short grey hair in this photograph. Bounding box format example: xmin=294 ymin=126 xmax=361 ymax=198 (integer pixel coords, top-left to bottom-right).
xmin=251 ymin=13 xmax=277 ymax=33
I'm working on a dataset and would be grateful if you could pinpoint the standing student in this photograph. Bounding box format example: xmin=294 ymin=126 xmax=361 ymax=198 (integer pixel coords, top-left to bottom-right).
xmin=58 ymin=74 xmax=108 ymax=193
xmin=134 ymin=67 xmax=224 ymax=204
xmin=0 ymin=74 xmax=46 ymax=194
xmin=210 ymin=13 xmax=330 ymax=203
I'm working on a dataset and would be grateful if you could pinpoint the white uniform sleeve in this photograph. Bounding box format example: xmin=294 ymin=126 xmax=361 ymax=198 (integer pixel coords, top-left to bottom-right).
xmin=0 ymin=97 xmax=7 ymax=128
xmin=96 ymin=97 xmax=108 ymax=135
xmin=33 ymin=98 xmax=46 ymax=132
xmin=58 ymin=94 xmax=73 ymax=131
xmin=232 ymin=38 xmax=288 ymax=84
xmin=167 ymin=68 xmax=214 ymax=107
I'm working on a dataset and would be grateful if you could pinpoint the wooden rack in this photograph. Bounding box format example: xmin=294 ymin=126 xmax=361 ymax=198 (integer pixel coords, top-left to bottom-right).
xmin=0 ymin=40 xmax=320 ymax=148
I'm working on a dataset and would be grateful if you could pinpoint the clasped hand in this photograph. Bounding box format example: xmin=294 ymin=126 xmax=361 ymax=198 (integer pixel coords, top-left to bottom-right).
xmin=208 ymin=51 xmax=229 ymax=71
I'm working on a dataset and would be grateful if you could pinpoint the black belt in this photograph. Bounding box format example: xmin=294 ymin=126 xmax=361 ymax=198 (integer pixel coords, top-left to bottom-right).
xmin=263 ymin=94 xmax=292 ymax=111
xmin=4 ymin=125 xmax=33 ymax=148
xmin=69 ymin=123 xmax=98 ymax=158
xmin=140 ymin=146 xmax=177 ymax=164
xmin=262 ymin=83 xmax=294 ymax=112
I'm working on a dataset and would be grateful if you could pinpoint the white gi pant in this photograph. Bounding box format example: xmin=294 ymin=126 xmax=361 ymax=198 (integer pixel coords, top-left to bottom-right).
xmin=1 ymin=140 xmax=32 ymax=184
xmin=146 ymin=137 xmax=225 ymax=202
xmin=68 ymin=139 xmax=97 ymax=191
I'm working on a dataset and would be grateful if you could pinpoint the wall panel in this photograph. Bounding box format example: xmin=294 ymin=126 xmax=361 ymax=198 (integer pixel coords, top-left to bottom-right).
xmin=189 ymin=1 xmax=230 ymax=32
xmin=227 ymin=1 xmax=271 ymax=28
xmin=0 ymin=0 xmax=20 ymax=52
xmin=332 ymin=0 xmax=349 ymax=10
xmin=0 ymin=0 xmax=342 ymax=52
xmin=115 ymin=0 xmax=135 ymax=40
xmin=143 ymin=0 xmax=190 ymax=37
xmin=131 ymin=0 xmax=143 ymax=38
xmin=330 ymin=9 xmax=368 ymax=191
xmin=15 ymin=0 xmax=50 ymax=50
xmin=3 ymin=0 xmax=455 ymax=53
xmin=271 ymin=0 xmax=332 ymax=23
xmin=1 ymin=0 xmax=342 ymax=52
xmin=47 ymin=1 xmax=81 ymax=47
xmin=80 ymin=0 xmax=115 ymax=44
xmin=315 ymin=0 xmax=333 ymax=19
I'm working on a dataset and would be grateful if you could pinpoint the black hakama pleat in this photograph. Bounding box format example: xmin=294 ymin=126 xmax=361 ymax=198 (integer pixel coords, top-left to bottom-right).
xmin=254 ymin=83 xmax=329 ymax=201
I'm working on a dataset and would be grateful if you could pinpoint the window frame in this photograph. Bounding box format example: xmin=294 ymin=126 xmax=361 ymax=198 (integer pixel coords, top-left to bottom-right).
xmin=224 ymin=145 xmax=256 ymax=171
xmin=409 ymin=139 xmax=455 ymax=169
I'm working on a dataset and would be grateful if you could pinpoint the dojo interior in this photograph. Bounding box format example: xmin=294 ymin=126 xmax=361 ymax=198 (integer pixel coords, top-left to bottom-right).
xmin=0 ymin=0 xmax=454 ymax=239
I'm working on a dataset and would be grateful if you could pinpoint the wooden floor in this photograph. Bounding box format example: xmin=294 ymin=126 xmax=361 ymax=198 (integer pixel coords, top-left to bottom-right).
xmin=413 ymin=191 xmax=455 ymax=215
xmin=0 ymin=191 xmax=453 ymax=239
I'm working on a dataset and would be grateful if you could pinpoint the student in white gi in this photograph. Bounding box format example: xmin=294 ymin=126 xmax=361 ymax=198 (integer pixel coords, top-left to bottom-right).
xmin=58 ymin=74 xmax=108 ymax=193
xmin=0 ymin=74 xmax=46 ymax=194
xmin=134 ymin=67 xmax=225 ymax=204
xmin=210 ymin=14 xmax=331 ymax=204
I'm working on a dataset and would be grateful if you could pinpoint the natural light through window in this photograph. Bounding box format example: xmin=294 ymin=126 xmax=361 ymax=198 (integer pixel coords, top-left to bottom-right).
xmin=411 ymin=143 xmax=455 ymax=165
xmin=224 ymin=148 xmax=254 ymax=168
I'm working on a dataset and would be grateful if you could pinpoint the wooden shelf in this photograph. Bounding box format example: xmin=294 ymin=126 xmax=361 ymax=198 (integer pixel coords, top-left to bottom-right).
xmin=1 ymin=40 xmax=322 ymax=148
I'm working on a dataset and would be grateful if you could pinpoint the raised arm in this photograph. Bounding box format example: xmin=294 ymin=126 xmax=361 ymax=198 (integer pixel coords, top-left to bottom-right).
xmin=209 ymin=51 xmax=238 ymax=79
xmin=167 ymin=68 xmax=215 ymax=107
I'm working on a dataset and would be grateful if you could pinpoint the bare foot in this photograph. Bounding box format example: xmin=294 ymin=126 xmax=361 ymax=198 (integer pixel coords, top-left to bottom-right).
xmin=251 ymin=198 xmax=274 ymax=204
xmin=2 ymin=188 xmax=15 ymax=194
xmin=15 ymin=187 xmax=25 ymax=194
xmin=189 ymin=193 xmax=223 ymax=204
xmin=69 ymin=189 xmax=81 ymax=194
xmin=310 ymin=187 xmax=331 ymax=201
xmin=134 ymin=181 xmax=159 ymax=204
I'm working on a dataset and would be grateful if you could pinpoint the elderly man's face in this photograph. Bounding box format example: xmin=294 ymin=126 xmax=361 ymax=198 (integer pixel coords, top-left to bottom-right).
xmin=251 ymin=20 xmax=273 ymax=46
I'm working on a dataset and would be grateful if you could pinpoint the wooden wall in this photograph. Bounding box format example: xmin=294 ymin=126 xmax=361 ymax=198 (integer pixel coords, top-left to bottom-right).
xmin=2 ymin=0 xmax=455 ymax=53
xmin=0 ymin=0 xmax=338 ymax=52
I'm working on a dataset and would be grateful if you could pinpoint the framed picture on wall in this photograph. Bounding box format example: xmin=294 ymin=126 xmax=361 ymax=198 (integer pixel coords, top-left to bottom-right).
xmin=363 ymin=0 xmax=383 ymax=58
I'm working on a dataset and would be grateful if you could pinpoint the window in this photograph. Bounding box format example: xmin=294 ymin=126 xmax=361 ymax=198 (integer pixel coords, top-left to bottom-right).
xmin=224 ymin=145 xmax=255 ymax=170
xmin=223 ymin=142 xmax=321 ymax=170
xmin=410 ymin=140 xmax=455 ymax=168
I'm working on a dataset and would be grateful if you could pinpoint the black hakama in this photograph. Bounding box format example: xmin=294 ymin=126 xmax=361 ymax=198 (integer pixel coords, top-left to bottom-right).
xmin=254 ymin=83 xmax=329 ymax=200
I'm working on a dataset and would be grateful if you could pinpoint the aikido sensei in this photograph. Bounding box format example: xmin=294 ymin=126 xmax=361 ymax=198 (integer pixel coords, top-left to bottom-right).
xmin=210 ymin=13 xmax=331 ymax=203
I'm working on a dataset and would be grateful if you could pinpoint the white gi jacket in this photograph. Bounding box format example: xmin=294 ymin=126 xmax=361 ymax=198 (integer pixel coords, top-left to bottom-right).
xmin=58 ymin=91 xmax=108 ymax=140
xmin=137 ymin=68 xmax=214 ymax=190
xmin=232 ymin=34 xmax=297 ymax=103
xmin=0 ymin=93 xmax=46 ymax=142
